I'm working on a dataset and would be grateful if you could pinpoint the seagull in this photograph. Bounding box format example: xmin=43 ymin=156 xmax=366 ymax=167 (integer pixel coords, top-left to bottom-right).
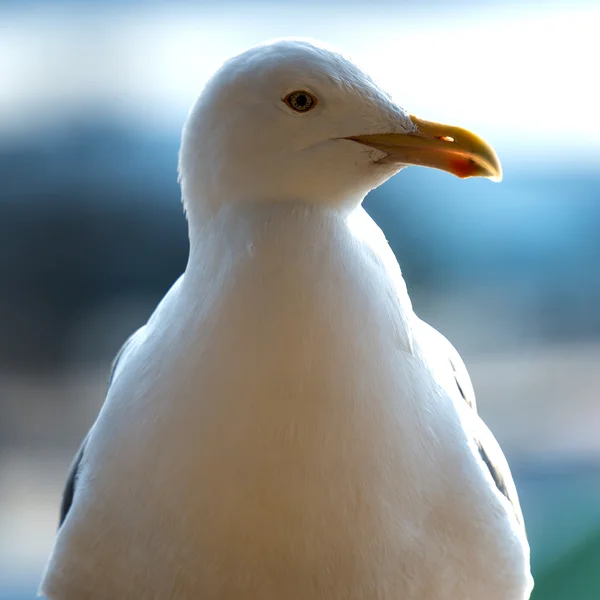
xmin=40 ymin=39 xmax=533 ymax=600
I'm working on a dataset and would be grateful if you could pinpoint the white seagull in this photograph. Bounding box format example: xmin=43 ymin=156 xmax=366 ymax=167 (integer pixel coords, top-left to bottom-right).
xmin=41 ymin=39 xmax=533 ymax=600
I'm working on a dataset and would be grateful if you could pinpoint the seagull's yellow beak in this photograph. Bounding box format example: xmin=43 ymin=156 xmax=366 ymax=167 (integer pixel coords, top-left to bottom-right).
xmin=347 ymin=115 xmax=502 ymax=182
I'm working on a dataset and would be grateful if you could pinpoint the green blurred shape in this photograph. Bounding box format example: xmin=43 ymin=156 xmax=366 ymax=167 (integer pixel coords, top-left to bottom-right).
xmin=531 ymin=531 xmax=600 ymax=600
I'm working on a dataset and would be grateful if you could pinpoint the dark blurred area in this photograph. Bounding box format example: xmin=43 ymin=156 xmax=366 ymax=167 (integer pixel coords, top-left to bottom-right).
xmin=1 ymin=1 xmax=599 ymax=598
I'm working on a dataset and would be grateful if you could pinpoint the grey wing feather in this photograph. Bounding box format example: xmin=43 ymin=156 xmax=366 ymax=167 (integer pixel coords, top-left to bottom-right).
xmin=58 ymin=328 xmax=143 ymax=529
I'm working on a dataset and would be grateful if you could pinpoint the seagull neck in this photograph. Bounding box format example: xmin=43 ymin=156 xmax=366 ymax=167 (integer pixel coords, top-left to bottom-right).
xmin=184 ymin=199 xmax=416 ymax=356
xmin=186 ymin=200 xmax=344 ymax=257
xmin=184 ymin=187 xmax=363 ymax=245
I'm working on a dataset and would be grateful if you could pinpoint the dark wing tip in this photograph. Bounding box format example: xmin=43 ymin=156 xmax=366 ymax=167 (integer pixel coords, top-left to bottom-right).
xmin=450 ymin=358 xmax=476 ymax=411
xmin=59 ymin=432 xmax=89 ymax=529
xmin=475 ymin=438 xmax=522 ymax=524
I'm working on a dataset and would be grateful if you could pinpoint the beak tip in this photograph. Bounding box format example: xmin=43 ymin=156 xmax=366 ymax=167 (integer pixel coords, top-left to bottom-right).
xmin=489 ymin=160 xmax=503 ymax=183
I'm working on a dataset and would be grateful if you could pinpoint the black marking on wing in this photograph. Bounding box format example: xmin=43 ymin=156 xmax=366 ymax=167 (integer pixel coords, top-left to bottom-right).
xmin=475 ymin=438 xmax=520 ymax=522
xmin=59 ymin=431 xmax=89 ymax=528
xmin=58 ymin=332 xmax=139 ymax=529
xmin=449 ymin=357 xmax=475 ymax=410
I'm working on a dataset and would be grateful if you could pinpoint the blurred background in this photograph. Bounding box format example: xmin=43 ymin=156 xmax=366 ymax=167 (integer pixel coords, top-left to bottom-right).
xmin=1 ymin=0 xmax=599 ymax=598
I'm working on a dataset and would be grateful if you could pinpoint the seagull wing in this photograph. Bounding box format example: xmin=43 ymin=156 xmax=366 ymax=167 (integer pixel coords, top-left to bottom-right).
xmin=58 ymin=327 xmax=145 ymax=529
xmin=418 ymin=320 xmax=524 ymax=525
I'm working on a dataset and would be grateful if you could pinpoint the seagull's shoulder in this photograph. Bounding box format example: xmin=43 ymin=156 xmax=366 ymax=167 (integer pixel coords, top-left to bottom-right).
xmin=415 ymin=318 xmax=525 ymax=526
xmin=59 ymin=325 xmax=146 ymax=528
xmin=57 ymin=272 xmax=190 ymax=530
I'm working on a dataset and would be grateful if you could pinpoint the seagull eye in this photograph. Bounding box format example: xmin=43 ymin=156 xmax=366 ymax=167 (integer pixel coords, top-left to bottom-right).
xmin=284 ymin=91 xmax=317 ymax=113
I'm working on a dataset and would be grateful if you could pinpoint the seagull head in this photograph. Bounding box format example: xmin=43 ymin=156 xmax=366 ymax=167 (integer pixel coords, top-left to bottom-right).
xmin=180 ymin=39 xmax=501 ymax=218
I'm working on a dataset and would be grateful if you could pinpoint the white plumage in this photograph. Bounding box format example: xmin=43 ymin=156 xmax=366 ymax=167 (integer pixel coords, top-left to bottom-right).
xmin=41 ymin=39 xmax=533 ymax=600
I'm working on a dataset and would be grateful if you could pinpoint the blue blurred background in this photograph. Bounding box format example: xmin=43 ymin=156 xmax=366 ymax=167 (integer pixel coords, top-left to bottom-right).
xmin=1 ymin=1 xmax=599 ymax=598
